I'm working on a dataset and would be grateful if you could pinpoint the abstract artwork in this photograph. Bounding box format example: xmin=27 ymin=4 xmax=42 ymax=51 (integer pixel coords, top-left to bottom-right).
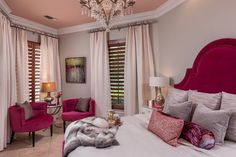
xmin=65 ymin=57 xmax=86 ymax=83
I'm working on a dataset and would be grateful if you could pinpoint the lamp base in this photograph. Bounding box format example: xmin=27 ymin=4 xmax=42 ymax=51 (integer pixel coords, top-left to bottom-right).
xmin=153 ymin=87 xmax=165 ymax=106
xmin=44 ymin=92 xmax=54 ymax=104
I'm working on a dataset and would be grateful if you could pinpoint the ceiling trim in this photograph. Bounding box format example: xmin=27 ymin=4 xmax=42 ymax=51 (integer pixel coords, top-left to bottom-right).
xmin=58 ymin=0 xmax=186 ymax=35
xmin=0 ymin=0 xmax=58 ymax=35
xmin=1 ymin=0 xmax=186 ymax=35
xmin=9 ymin=14 xmax=58 ymax=35
xmin=0 ymin=0 xmax=11 ymax=13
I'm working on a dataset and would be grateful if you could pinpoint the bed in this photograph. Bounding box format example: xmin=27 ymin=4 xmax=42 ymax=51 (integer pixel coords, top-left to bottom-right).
xmin=65 ymin=38 xmax=236 ymax=157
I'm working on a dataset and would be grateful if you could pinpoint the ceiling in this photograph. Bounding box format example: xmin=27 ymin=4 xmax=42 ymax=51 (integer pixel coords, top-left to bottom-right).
xmin=5 ymin=0 xmax=167 ymax=29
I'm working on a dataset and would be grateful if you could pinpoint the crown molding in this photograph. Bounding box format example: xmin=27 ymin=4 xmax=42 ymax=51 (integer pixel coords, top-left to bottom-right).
xmin=0 ymin=0 xmax=58 ymax=35
xmin=0 ymin=0 xmax=11 ymax=13
xmin=58 ymin=0 xmax=187 ymax=35
xmin=9 ymin=14 xmax=58 ymax=35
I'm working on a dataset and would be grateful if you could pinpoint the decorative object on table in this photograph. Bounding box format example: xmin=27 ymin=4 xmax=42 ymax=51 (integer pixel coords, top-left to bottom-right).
xmin=55 ymin=91 xmax=62 ymax=105
xmin=65 ymin=57 xmax=86 ymax=83
xmin=149 ymin=76 xmax=169 ymax=107
xmin=41 ymin=82 xmax=56 ymax=104
xmin=79 ymin=0 xmax=136 ymax=31
xmin=107 ymin=110 xmax=122 ymax=126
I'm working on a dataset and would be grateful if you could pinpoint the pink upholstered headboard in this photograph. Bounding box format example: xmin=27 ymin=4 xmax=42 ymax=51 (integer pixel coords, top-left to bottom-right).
xmin=174 ymin=38 xmax=236 ymax=94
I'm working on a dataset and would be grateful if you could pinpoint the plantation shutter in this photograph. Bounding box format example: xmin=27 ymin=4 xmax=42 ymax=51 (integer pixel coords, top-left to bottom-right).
xmin=108 ymin=40 xmax=125 ymax=110
xmin=28 ymin=41 xmax=41 ymax=102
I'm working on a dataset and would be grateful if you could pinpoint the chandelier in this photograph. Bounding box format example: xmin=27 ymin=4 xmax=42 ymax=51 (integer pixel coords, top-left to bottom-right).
xmin=80 ymin=0 xmax=136 ymax=31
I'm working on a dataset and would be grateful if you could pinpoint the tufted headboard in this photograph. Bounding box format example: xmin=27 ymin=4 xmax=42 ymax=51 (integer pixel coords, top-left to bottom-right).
xmin=174 ymin=38 xmax=236 ymax=94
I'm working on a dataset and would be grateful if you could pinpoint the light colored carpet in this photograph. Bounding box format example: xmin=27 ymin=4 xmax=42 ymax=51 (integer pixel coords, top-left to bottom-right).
xmin=0 ymin=121 xmax=64 ymax=157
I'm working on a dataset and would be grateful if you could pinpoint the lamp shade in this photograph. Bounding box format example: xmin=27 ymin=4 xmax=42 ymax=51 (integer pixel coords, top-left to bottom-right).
xmin=149 ymin=77 xmax=169 ymax=87
xmin=41 ymin=82 xmax=56 ymax=92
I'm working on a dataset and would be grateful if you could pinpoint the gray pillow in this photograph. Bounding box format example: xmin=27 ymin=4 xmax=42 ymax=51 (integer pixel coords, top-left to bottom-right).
xmin=188 ymin=91 xmax=222 ymax=110
xmin=163 ymin=88 xmax=188 ymax=112
xmin=164 ymin=101 xmax=193 ymax=122
xmin=192 ymin=104 xmax=232 ymax=144
xmin=221 ymin=92 xmax=236 ymax=141
xmin=76 ymin=98 xmax=90 ymax=112
xmin=17 ymin=101 xmax=33 ymax=120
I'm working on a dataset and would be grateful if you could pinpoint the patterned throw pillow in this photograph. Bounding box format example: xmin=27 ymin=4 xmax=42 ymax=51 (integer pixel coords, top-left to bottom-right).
xmin=182 ymin=122 xmax=215 ymax=150
xmin=148 ymin=111 xmax=184 ymax=146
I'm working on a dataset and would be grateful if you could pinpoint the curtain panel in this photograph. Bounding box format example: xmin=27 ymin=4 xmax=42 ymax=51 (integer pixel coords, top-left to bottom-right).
xmin=90 ymin=31 xmax=111 ymax=117
xmin=0 ymin=12 xmax=17 ymax=151
xmin=124 ymin=24 xmax=155 ymax=116
xmin=40 ymin=35 xmax=62 ymax=97
xmin=12 ymin=28 xmax=29 ymax=102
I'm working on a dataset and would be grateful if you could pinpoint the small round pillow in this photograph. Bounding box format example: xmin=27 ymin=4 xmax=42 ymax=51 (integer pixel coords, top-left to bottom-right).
xmin=92 ymin=117 xmax=109 ymax=128
xmin=182 ymin=121 xmax=215 ymax=150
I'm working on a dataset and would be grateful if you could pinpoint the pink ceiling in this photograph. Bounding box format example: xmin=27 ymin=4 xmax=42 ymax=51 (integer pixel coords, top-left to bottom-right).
xmin=5 ymin=0 xmax=167 ymax=29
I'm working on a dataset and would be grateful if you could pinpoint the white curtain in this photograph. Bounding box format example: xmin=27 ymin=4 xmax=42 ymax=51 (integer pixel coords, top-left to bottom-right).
xmin=12 ymin=28 xmax=29 ymax=102
xmin=40 ymin=35 xmax=61 ymax=93
xmin=90 ymin=31 xmax=111 ymax=117
xmin=124 ymin=24 xmax=155 ymax=115
xmin=0 ymin=12 xmax=17 ymax=151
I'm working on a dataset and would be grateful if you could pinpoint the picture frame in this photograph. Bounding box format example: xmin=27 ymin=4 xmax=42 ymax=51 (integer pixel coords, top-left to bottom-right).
xmin=65 ymin=57 xmax=86 ymax=83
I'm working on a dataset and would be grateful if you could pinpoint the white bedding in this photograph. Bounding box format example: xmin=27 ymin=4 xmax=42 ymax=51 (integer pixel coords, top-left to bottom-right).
xmin=67 ymin=114 xmax=236 ymax=157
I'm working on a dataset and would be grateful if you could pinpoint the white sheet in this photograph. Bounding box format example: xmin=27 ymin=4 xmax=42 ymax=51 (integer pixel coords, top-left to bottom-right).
xmin=67 ymin=114 xmax=236 ymax=157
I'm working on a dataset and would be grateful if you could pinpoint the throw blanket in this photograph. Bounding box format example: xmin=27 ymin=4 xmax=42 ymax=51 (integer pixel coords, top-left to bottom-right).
xmin=64 ymin=117 xmax=119 ymax=157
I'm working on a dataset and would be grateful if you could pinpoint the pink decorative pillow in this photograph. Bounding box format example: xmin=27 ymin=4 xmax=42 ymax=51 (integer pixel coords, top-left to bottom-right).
xmin=148 ymin=111 xmax=184 ymax=146
xmin=182 ymin=121 xmax=215 ymax=150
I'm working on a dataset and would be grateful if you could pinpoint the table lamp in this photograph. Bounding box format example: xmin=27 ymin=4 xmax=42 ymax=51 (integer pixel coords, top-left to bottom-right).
xmin=149 ymin=77 xmax=169 ymax=106
xmin=41 ymin=82 xmax=56 ymax=104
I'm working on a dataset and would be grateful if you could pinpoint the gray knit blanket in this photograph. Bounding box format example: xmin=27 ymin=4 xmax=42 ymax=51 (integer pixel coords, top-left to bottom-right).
xmin=63 ymin=117 xmax=119 ymax=157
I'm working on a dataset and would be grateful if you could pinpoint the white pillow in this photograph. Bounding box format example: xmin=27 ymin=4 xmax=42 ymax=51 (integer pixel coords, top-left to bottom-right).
xmin=188 ymin=90 xmax=222 ymax=110
xmin=163 ymin=88 xmax=188 ymax=112
xmin=221 ymin=92 xmax=236 ymax=142
xmin=92 ymin=117 xmax=109 ymax=128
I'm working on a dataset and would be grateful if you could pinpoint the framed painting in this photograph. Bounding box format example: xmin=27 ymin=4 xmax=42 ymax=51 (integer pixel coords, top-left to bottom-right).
xmin=65 ymin=57 xmax=86 ymax=83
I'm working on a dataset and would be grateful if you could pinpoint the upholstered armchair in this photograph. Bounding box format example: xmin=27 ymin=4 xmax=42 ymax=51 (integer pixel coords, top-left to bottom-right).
xmin=9 ymin=102 xmax=53 ymax=147
xmin=61 ymin=98 xmax=95 ymax=133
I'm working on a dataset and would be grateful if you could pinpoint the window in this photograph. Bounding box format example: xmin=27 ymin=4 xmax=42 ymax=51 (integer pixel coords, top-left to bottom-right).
xmin=108 ymin=40 xmax=125 ymax=110
xmin=28 ymin=41 xmax=41 ymax=102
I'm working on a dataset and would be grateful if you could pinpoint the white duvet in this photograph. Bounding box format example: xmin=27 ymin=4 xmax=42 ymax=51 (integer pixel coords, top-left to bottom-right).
xmin=67 ymin=114 xmax=236 ymax=157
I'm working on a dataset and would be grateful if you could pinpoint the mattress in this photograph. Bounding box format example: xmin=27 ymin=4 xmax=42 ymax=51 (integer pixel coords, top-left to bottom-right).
xmin=66 ymin=114 xmax=236 ymax=157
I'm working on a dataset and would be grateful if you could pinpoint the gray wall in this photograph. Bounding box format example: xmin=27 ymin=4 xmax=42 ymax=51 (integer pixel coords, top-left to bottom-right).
xmin=155 ymin=0 xmax=236 ymax=84
xmin=59 ymin=32 xmax=91 ymax=99
xmin=59 ymin=0 xmax=236 ymax=98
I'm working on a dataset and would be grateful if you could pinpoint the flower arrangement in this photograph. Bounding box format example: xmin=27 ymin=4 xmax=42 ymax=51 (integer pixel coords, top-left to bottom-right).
xmin=55 ymin=91 xmax=62 ymax=98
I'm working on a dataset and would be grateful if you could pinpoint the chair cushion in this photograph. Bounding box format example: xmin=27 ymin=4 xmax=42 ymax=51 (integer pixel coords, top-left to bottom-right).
xmin=22 ymin=115 xmax=53 ymax=132
xmin=62 ymin=111 xmax=92 ymax=122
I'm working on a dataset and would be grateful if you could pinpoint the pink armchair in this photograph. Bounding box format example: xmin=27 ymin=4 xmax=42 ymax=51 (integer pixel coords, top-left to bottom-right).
xmin=61 ymin=98 xmax=95 ymax=132
xmin=9 ymin=102 xmax=53 ymax=147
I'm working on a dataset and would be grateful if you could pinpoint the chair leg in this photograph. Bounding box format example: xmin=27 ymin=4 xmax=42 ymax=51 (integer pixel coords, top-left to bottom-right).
xmin=63 ymin=121 xmax=66 ymax=133
xmin=32 ymin=131 xmax=35 ymax=147
xmin=50 ymin=125 xmax=53 ymax=137
xmin=10 ymin=131 xmax=15 ymax=144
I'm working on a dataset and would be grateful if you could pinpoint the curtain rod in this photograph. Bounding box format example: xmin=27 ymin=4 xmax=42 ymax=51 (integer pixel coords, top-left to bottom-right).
xmin=89 ymin=20 xmax=158 ymax=33
xmin=0 ymin=8 xmax=58 ymax=39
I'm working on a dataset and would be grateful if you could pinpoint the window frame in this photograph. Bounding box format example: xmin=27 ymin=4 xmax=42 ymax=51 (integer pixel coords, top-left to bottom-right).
xmin=108 ymin=39 xmax=126 ymax=110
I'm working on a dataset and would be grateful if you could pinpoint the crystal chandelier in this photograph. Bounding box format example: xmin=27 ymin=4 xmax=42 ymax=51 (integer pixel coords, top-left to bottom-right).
xmin=80 ymin=0 xmax=136 ymax=31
